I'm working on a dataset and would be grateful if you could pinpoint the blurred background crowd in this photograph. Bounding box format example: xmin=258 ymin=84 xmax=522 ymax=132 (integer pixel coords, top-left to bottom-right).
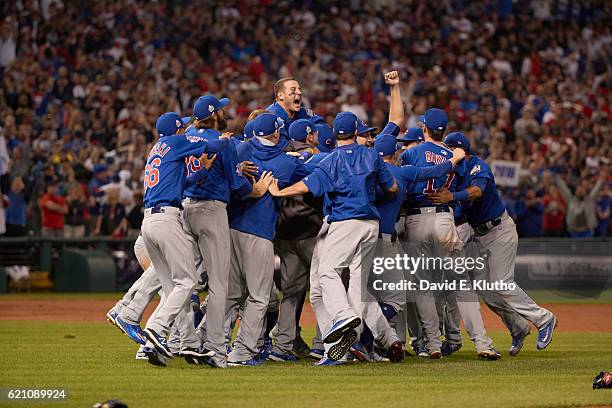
xmin=0 ymin=0 xmax=610 ymax=239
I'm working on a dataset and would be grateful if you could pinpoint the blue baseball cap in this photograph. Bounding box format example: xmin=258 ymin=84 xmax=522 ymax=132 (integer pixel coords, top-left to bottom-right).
xmin=181 ymin=116 xmax=192 ymax=126
xmin=397 ymin=127 xmax=423 ymax=143
xmin=315 ymin=123 xmax=336 ymax=153
xmin=156 ymin=112 xmax=184 ymax=137
xmin=289 ymin=119 xmax=315 ymax=142
xmin=357 ymin=119 xmax=377 ymax=135
xmin=374 ymin=133 xmax=399 ymax=157
xmin=193 ymin=95 xmax=230 ymax=120
xmin=333 ymin=112 xmax=359 ymax=136
xmin=421 ymin=108 xmax=447 ymax=132
xmin=444 ymin=132 xmax=471 ymax=153
xmin=243 ymin=120 xmax=255 ymax=139
xmin=252 ymin=113 xmax=280 ymax=137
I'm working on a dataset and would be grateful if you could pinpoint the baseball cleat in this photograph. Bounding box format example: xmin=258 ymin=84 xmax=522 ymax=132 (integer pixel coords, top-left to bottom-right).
xmin=135 ymin=345 xmax=148 ymax=360
xmin=509 ymin=328 xmax=531 ymax=356
xmin=429 ymin=350 xmax=442 ymax=359
xmin=387 ymin=341 xmax=405 ymax=363
xmin=204 ymin=355 xmax=228 ymax=369
xmin=537 ymin=315 xmax=557 ymax=350
xmin=314 ymin=357 xmax=347 ymax=366
xmin=181 ymin=345 xmax=215 ymax=364
xmin=293 ymin=330 xmax=311 ymax=357
xmin=257 ymin=339 xmax=272 ymax=360
xmin=369 ymin=348 xmax=390 ymax=362
xmin=228 ymin=357 xmax=266 ymax=367
xmin=478 ymin=348 xmax=502 ymax=360
xmin=143 ymin=346 xmax=167 ymax=367
xmin=115 ymin=316 xmax=146 ymax=345
xmin=144 ymin=328 xmax=173 ymax=358
xmin=309 ymin=348 xmax=324 ymax=360
xmin=324 ymin=317 xmax=361 ymax=344
xmin=328 ymin=329 xmax=358 ymax=361
xmin=441 ymin=341 xmax=462 ymax=356
xmin=415 ymin=344 xmax=429 ymax=358
xmin=349 ymin=342 xmax=371 ymax=362
xmin=267 ymin=351 xmax=299 ymax=362
xmin=106 ymin=309 xmax=118 ymax=327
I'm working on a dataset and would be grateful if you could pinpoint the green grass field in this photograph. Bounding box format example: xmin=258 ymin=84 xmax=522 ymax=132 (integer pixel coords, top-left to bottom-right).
xmin=1 ymin=293 xmax=612 ymax=408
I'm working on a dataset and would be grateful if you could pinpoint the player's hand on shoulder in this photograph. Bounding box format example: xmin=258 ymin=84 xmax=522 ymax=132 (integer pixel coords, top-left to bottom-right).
xmin=384 ymin=70 xmax=400 ymax=86
xmin=451 ymin=148 xmax=466 ymax=163
xmin=267 ymin=177 xmax=281 ymax=197
xmin=430 ymin=188 xmax=453 ymax=204
xmin=199 ymin=153 xmax=217 ymax=170
xmin=239 ymin=160 xmax=259 ymax=178
xmin=251 ymin=170 xmax=274 ymax=198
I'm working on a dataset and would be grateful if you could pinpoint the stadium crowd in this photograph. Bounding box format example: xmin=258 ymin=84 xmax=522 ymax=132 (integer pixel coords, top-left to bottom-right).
xmin=0 ymin=0 xmax=610 ymax=238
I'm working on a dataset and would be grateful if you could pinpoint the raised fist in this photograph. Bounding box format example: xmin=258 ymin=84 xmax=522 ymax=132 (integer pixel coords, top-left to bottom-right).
xmin=384 ymin=71 xmax=400 ymax=86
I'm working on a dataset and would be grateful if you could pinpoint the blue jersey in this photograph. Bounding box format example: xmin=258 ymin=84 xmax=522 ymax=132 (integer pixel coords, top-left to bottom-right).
xmin=455 ymin=156 xmax=506 ymax=226
xmin=183 ymin=126 xmax=252 ymax=203
xmin=380 ymin=122 xmax=400 ymax=136
xmin=303 ymin=143 xmax=395 ymax=223
xmin=143 ymin=134 xmax=227 ymax=209
xmin=377 ymin=161 xmax=454 ymax=234
xmin=266 ymin=102 xmax=324 ymax=140
xmin=400 ymin=141 xmax=456 ymax=208
xmin=303 ymin=151 xmax=330 ymax=173
xmin=228 ymin=137 xmax=309 ymax=241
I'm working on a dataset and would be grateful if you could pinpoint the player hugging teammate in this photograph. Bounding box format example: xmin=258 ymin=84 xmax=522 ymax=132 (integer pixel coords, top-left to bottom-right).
xmin=106 ymin=70 xmax=557 ymax=368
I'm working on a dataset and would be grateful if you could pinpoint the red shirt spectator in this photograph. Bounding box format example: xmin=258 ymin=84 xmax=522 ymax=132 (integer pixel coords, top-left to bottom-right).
xmin=541 ymin=185 xmax=566 ymax=236
xmin=39 ymin=182 xmax=68 ymax=236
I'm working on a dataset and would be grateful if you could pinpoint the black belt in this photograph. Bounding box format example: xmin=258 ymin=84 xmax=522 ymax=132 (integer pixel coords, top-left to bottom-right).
xmin=474 ymin=216 xmax=503 ymax=236
xmin=405 ymin=206 xmax=451 ymax=216
xmin=150 ymin=207 xmax=170 ymax=214
xmin=455 ymin=215 xmax=468 ymax=226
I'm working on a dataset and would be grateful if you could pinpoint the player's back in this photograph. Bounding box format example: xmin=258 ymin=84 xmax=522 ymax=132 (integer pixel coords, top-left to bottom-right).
xmin=143 ymin=136 xmax=190 ymax=209
xmin=401 ymin=141 xmax=455 ymax=209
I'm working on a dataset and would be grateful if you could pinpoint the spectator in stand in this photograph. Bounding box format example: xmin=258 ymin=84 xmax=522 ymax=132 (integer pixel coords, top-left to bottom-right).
xmin=94 ymin=189 xmax=127 ymax=238
xmin=556 ymin=173 xmax=607 ymax=238
xmin=64 ymin=184 xmax=89 ymax=238
xmin=4 ymin=176 xmax=27 ymax=236
xmin=126 ymin=190 xmax=144 ymax=239
xmin=515 ymin=189 xmax=544 ymax=238
xmin=595 ymin=185 xmax=610 ymax=237
xmin=0 ymin=124 xmax=9 ymax=193
xmin=39 ymin=179 xmax=68 ymax=237
xmin=541 ymin=185 xmax=567 ymax=237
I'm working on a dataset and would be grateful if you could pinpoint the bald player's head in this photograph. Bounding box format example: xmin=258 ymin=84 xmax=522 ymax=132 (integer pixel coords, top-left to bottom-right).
xmin=274 ymin=77 xmax=302 ymax=116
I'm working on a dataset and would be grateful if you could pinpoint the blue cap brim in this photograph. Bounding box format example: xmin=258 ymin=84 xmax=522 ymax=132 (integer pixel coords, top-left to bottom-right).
xmin=357 ymin=126 xmax=378 ymax=135
xmin=218 ymin=98 xmax=230 ymax=109
xmin=397 ymin=135 xmax=422 ymax=142
xmin=181 ymin=116 xmax=192 ymax=125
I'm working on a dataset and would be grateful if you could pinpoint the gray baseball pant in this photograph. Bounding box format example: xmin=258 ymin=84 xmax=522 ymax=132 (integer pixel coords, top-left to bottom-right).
xmin=474 ymin=213 xmax=553 ymax=329
xmin=141 ymin=207 xmax=200 ymax=348
xmin=404 ymin=209 xmax=457 ymax=353
xmin=272 ymin=237 xmax=316 ymax=355
xmin=182 ymin=198 xmax=231 ymax=358
xmin=226 ymin=229 xmax=275 ymax=362
xmin=318 ymin=219 xmax=382 ymax=336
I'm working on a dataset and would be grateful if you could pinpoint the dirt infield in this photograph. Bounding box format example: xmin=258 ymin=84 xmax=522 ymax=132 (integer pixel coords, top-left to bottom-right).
xmin=0 ymin=297 xmax=611 ymax=332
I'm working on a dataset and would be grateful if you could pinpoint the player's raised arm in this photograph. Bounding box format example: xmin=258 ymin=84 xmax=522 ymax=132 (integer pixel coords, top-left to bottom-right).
xmin=385 ymin=70 xmax=404 ymax=128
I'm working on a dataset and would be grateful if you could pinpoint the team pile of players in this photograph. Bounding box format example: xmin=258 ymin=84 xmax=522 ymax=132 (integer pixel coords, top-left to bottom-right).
xmin=106 ymin=71 xmax=557 ymax=368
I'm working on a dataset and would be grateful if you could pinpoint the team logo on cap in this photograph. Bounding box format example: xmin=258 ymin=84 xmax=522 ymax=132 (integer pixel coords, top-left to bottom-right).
xmin=208 ymin=105 xmax=214 ymax=112
xmin=175 ymin=119 xmax=181 ymax=127
xmin=306 ymin=126 xmax=311 ymax=133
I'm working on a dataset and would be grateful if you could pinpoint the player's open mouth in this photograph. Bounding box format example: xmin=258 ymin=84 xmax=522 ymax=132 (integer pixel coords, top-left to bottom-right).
xmin=292 ymin=96 xmax=302 ymax=110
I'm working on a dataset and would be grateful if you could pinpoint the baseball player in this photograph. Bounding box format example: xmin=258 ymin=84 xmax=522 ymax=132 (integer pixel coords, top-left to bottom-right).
xmin=267 ymin=77 xmax=324 ymax=141
xmin=431 ymin=131 xmax=558 ymax=354
xmin=224 ymin=113 xmax=308 ymax=366
xmin=361 ymin=133 xmax=466 ymax=359
xmin=181 ymin=95 xmax=270 ymax=368
xmin=268 ymin=111 xmax=403 ymax=363
xmin=139 ymin=112 xmax=229 ymax=367
xmin=398 ymin=108 xmax=464 ymax=359
xmin=392 ymin=127 xmax=426 ymax=354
